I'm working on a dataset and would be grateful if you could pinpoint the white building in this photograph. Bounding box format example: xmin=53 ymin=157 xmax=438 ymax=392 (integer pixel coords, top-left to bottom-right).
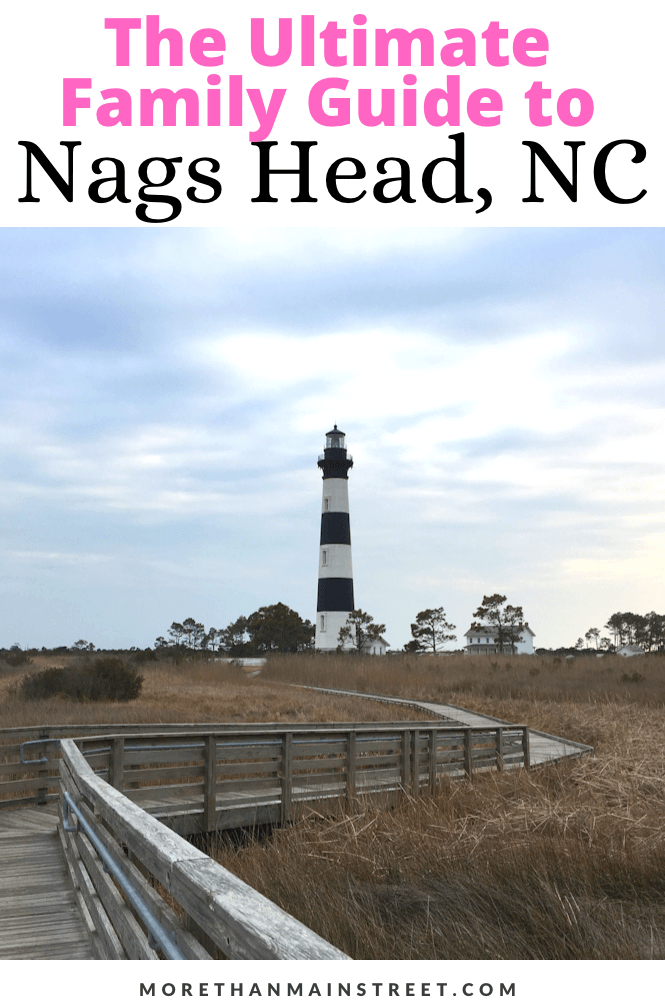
xmin=363 ymin=635 xmax=390 ymax=656
xmin=464 ymin=624 xmax=536 ymax=655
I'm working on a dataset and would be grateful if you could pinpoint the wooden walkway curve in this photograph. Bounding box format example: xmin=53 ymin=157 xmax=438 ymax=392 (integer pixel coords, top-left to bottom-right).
xmin=294 ymin=685 xmax=593 ymax=767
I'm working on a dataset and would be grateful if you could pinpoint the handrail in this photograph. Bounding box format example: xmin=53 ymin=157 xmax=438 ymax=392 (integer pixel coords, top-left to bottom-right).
xmin=62 ymin=790 xmax=188 ymax=960
xmin=59 ymin=739 xmax=349 ymax=960
xmin=0 ymin=718 xmax=445 ymax=744
xmin=19 ymin=737 xmax=61 ymax=765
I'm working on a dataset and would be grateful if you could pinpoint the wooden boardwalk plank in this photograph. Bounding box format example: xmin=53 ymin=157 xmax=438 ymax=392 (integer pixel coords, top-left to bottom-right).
xmin=0 ymin=804 xmax=59 ymax=834
xmin=0 ymin=825 xmax=94 ymax=959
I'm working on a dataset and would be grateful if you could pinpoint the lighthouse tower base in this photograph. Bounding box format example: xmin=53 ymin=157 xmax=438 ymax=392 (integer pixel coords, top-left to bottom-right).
xmin=315 ymin=610 xmax=351 ymax=652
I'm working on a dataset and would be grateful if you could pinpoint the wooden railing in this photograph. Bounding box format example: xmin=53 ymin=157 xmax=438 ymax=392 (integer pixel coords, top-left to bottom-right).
xmin=0 ymin=722 xmax=529 ymax=960
xmin=54 ymin=723 xmax=529 ymax=959
xmin=58 ymin=739 xmax=349 ymax=960
xmin=79 ymin=723 xmax=530 ymax=834
xmin=1 ymin=722 xmax=530 ymax=816
xmin=0 ymin=720 xmax=434 ymax=810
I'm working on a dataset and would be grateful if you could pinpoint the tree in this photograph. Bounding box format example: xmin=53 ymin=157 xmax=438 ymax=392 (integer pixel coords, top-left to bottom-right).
xmin=470 ymin=594 xmax=526 ymax=654
xmin=408 ymin=607 xmax=456 ymax=654
xmin=585 ymin=627 xmax=600 ymax=649
xmin=219 ymin=616 xmax=250 ymax=656
xmin=337 ymin=609 xmax=386 ymax=654
xmin=72 ymin=639 xmax=94 ymax=653
xmin=605 ymin=612 xmax=648 ymax=649
xmin=205 ymin=627 xmax=223 ymax=652
xmin=246 ymin=603 xmax=314 ymax=654
xmin=167 ymin=622 xmax=185 ymax=646
xmin=604 ymin=610 xmax=665 ymax=653
xmin=181 ymin=617 xmax=206 ymax=649
xmin=644 ymin=612 xmax=665 ymax=652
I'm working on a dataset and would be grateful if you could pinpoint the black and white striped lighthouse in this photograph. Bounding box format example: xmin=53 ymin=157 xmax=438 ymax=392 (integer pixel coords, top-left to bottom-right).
xmin=315 ymin=425 xmax=354 ymax=651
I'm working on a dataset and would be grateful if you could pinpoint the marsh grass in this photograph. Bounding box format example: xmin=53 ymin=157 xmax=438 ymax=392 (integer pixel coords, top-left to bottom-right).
xmin=264 ymin=650 xmax=665 ymax=710
xmin=0 ymin=654 xmax=429 ymax=730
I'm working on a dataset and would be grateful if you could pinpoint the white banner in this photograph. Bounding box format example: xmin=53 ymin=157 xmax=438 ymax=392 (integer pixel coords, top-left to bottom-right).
xmin=2 ymin=0 xmax=662 ymax=226
xmin=2 ymin=959 xmax=663 ymax=994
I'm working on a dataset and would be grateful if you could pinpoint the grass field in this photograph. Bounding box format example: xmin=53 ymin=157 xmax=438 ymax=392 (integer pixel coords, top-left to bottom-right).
xmin=2 ymin=649 xmax=663 ymax=959
xmin=0 ymin=655 xmax=429 ymax=729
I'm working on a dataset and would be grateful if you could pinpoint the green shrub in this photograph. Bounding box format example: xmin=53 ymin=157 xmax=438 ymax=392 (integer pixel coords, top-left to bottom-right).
xmin=21 ymin=658 xmax=143 ymax=702
xmin=20 ymin=666 xmax=64 ymax=697
xmin=2 ymin=646 xmax=32 ymax=668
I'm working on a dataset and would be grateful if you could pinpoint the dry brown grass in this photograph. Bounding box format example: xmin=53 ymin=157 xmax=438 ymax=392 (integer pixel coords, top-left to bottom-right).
xmin=0 ymin=655 xmax=429 ymax=731
xmin=197 ymin=652 xmax=665 ymax=960
xmin=264 ymin=650 xmax=665 ymax=710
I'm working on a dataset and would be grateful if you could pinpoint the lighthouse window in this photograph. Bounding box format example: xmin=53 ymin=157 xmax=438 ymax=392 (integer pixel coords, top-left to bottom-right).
xmin=320 ymin=615 xmax=325 ymax=632
xmin=321 ymin=550 xmax=328 ymax=566
xmin=324 ymin=498 xmax=329 ymax=511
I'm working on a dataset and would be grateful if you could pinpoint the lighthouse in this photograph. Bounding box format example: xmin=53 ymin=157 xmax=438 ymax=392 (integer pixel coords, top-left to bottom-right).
xmin=315 ymin=425 xmax=354 ymax=651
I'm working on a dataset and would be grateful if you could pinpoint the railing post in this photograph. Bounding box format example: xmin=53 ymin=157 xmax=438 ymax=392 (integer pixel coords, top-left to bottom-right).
xmin=522 ymin=727 xmax=531 ymax=770
xmin=281 ymin=733 xmax=293 ymax=824
xmin=203 ymin=735 xmax=217 ymax=832
xmin=401 ymin=730 xmax=411 ymax=791
xmin=463 ymin=728 xmax=473 ymax=779
xmin=411 ymin=730 xmax=420 ymax=795
xmin=346 ymin=731 xmax=356 ymax=803
xmin=496 ymin=727 xmax=505 ymax=772
xmin=37 ymin=728 xmax=49 ymax=805
xmin=109 ymin=737 xmax=124 ymax=790
xmin=428 ymin=730 xmax=437 ymax=794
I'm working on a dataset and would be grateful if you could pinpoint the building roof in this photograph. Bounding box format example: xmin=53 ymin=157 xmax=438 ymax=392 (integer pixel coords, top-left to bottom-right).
xmin=361 ymin=634 xmax=390 ymax=648
xmin=464 ymin=624 xmax=535 ymax=638
xmin=325 ymin=425 xmax=345 ymax=437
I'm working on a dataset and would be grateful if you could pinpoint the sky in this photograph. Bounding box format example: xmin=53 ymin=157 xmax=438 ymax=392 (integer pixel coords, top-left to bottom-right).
xmin=0 ymin=227 xmax=663 ymax=651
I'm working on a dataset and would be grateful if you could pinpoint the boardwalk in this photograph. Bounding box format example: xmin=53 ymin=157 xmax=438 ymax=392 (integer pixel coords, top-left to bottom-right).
xmin=0 ymin=698 xmax=591 ymax=959
xmin=295 ymin=686 xmax=593 ymax=766
xmin=0 ymin=805 xmax=94 ymax=959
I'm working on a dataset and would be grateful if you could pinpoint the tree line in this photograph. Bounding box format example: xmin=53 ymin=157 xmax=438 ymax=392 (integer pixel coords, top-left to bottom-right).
xmin=61 ymin=601 xmax=663 ymax=661
xmin=153 ymin=604 xmax=456 ymax=656
xmin=578 ymin=611 xmax=665 ymax=653
xmin=152 ymin=595 xmax=524 ymax=657
xmin=155 ymin=603 xmax=315 ymax=656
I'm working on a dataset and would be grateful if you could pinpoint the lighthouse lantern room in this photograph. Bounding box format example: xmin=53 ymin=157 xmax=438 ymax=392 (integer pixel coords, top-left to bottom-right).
xmin=315 ymin=425 xmax=354 ymax=651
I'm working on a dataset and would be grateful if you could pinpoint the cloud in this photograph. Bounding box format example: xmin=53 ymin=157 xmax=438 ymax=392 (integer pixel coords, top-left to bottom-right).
xmin=0 ymin=228 xmax=664 ymax=648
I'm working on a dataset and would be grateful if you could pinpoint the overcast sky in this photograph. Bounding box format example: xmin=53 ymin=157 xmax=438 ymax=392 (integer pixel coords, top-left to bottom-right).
xmin=1 ymin=227 xmax=663 ymax=651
